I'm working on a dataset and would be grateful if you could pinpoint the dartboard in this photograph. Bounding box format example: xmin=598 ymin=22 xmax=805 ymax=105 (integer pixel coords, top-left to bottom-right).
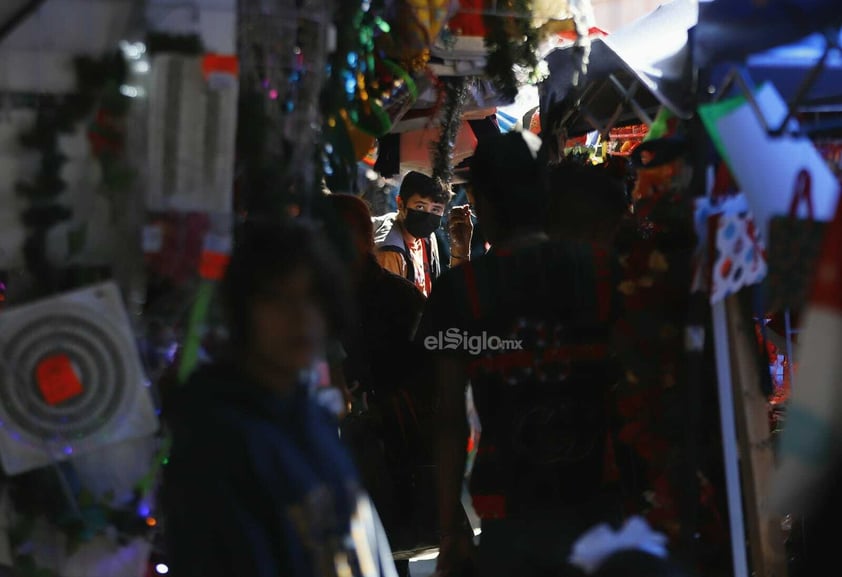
xmin=0 ymin=283 xmax=158 ymax=475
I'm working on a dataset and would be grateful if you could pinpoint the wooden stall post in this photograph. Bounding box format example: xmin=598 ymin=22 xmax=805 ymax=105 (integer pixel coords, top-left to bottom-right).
xmin=725 ymin=296 xmax=788 ymax=577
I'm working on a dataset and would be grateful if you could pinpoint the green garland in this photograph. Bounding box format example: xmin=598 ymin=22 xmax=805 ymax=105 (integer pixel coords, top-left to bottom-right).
xmin=322 ymin=0 xmax=415 ymax=192
xmin=430 ymin=77 xmax=469 ymax=184
xmin=483 ymin=1 xmax=539 ymax=103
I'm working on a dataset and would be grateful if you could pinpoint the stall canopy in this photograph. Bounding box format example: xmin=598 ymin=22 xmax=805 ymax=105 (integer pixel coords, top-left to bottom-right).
xmin=695 ymin=0 xmax=842 ymax=68
xmin=746 ymin=29 xmax=842 ymax=106
xmin=601 ymin=0 xmax=697 ymax=118
xmin=0 ymin=0 xmax=41 ymax=42
xmin=703 ymin=8 xmax=842 ymax=137
xmin=540 ymin=0 xmax=696 ymax=137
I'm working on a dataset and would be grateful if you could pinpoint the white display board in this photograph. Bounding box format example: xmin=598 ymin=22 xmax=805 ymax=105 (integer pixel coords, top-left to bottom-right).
xmin=713 ymin=84 xmax=839 ymax=241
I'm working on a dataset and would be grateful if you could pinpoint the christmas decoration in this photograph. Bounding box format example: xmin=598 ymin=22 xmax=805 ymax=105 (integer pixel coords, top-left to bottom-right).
xmin=430 ymin=77 xmax=470 ymax=184
xmin=0 ymin=285 xmax=163 ymax=575
xmin=383 ymin=0 xmax=456 ymax=71
xmin=323 ymin=0 xmax=421 ymax=191
xmin=8 ymin=442 xmax=168 ymax=577
xmin=483 ymin=0 xmax=540 ymax=103
xmin=238 ymin=0 xmax=334 ymax=213
xmin=145 ymin=53 xmax=238 ymax=214
xmin=16 ymin=52 xmax=132 ymax=298
xmin=0 ymin=283 xmax=158 ymax=476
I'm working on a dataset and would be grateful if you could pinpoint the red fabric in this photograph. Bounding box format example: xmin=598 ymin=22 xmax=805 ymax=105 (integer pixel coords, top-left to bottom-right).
xmin=467 ymin=345 xmax=610 ymax=378
xmin=422 ymin=239 xmax=432 ymax=296
xmin=472 ymin=494 xmax=506 ymax=520
xmin=448 ymin=0 xmax=487 ymax=36
xmin=462 ymin=262 xmax=482 ymax=319
xmin=199 ymin=251 xmax=230 ymax=280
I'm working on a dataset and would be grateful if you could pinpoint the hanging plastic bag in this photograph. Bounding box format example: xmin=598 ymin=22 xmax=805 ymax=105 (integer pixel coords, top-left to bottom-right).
xmin=692 ymin=193 xmax=767 ymax=304
xmin=767 ymin=170 xmax=829 ymax=312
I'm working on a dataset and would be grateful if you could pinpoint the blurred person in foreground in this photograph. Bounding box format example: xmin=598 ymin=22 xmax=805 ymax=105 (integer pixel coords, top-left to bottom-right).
xmin=415 ymin=131 xmax=623 ymax=577
xmin=325 ymin=193 xmax=436 ymax=576
xmin=163 ymin=219 xmax=397 ymax=577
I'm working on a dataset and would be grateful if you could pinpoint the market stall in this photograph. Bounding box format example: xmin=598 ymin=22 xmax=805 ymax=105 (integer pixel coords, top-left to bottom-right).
xmin=0 ymin=0 xmax=840 ymax=575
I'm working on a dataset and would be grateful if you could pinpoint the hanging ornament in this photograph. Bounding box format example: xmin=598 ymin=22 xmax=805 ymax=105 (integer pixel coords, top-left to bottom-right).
xmin=529 ymin=110 xmax=542 ymax=134
xmin=324 ymin=0 xmax=423 ymax=191
xmin=343 ymin=111 xmax=378 ymax=161
xmin=382 ymin=0 xmax=457 ymax=71
xmin=327 ymin=0 xmax=420 ymax=137
xmin=322 ymin=111 xmax=359 ymax=192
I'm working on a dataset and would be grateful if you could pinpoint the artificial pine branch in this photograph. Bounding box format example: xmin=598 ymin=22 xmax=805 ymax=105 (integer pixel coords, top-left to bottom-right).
xmin=430 ymin=77 xmax=469 ymax=184
xmin=483 ymin=0 xmax=539 ymax=103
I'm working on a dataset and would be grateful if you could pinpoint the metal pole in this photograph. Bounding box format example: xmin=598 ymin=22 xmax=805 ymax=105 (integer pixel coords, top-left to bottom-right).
xmin=784 ymin=309 xmax=795 ymax=389
xmin=712 ymin=300 xmax=750 ymax=577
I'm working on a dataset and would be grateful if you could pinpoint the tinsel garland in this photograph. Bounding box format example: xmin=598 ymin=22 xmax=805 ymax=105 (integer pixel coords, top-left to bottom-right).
xmin=16 ymin=53 xmax=130 ymax=298
xmin=322 ymin=0 xmax=419 ymax=192
xmin=483 ymin=0 xmax=539 ymax=103
xmin=430 ymin=77 xmax=469 ymax=184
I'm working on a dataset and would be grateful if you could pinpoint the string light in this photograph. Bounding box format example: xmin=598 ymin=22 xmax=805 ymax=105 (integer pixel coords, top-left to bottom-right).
xmin=146 ymin=517 xmax=158 ymax=527
xmin=119 ymin=85 xmax=144 ymax=98
xmin=155 ymin=563 xmax=169 ymax=574
xmin=119 ymin=41 xmax=146 ymax=60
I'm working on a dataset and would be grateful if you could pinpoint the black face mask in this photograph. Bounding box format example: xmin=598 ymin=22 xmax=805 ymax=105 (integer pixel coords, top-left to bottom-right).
xmin=403 ymin=208 xmax=442 ymax=239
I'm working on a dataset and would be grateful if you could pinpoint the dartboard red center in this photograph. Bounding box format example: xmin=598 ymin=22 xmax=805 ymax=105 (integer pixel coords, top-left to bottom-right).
xmin=35 ymin=355 xmax=84 ymax=406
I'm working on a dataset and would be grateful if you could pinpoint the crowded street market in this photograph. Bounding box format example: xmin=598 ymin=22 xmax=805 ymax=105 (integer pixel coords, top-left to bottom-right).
xmin=0 ymin=0 xmax=840 ymax=575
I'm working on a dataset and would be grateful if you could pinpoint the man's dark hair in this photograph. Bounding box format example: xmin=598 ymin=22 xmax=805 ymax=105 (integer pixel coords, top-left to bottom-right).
xmin=398 ymin=171 xmax=451 ymax=205
xmin=221 ymin=218 xmax=352 ymax=352
xmin=546 ymin=162 xmax=629 ymax=240
xmin=469 ymin=131 xmax=548 ymax=231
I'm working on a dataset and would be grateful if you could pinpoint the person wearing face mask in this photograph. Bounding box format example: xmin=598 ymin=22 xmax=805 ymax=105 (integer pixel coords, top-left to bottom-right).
xmin=374 ymin=171 xmax=473 ymax=296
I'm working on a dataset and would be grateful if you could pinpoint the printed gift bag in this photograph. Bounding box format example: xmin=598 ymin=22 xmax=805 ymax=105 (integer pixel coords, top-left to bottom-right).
xmin=693 ymin=192 xmax=767 ymax=304
xmin=767 ymin=170 xmax=829 ymax=312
